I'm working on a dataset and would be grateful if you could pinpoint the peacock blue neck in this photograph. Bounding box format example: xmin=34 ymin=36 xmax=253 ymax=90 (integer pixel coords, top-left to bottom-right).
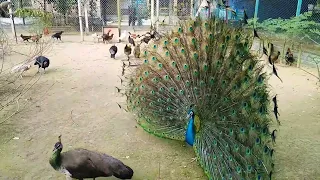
xmin=185 ymin=118 xmax=195 ymax=146
xmin=49 ymin=150 xmax=62 ymax=170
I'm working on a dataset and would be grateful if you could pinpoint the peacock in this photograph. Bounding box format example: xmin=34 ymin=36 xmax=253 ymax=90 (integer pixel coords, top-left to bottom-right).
xmin=119 ymin=17 xmax=279 ymax=179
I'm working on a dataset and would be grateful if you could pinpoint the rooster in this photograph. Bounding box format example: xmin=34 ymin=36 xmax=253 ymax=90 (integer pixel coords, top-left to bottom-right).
xmin=102 ymin=30 xmax=113 ymax=44
xmin=20 ymin=34 xmax=31 ymax=42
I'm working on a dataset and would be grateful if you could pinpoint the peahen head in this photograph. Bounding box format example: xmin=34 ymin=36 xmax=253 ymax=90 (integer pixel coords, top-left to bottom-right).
xmin=53 ymin=135 xmax=63 ymax=153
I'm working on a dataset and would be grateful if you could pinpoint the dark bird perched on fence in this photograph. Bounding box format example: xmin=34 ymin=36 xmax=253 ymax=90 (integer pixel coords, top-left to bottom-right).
xmin=34 ymin=56 xmax=50 ymax=73
xmin=120 ymin=17 xmax=280 ymax=179
xmin=52 ymin=31 xmax=64 ymax=41
xmin=0 ymin=1 xmax=11 ymax=18
xmin=49 ymin=135 xmax=134 ymax=180
xmin=109 ymin=44 xmax=118 ymax=59
xmin=285 ymin=48 xmax=295 ymax=65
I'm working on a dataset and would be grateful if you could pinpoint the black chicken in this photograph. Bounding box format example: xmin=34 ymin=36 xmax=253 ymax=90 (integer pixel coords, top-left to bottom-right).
xmin=128 ymin=33 xmax=135 ymax=46
xmin=34 ymin=56 xmax=50 ymax=73
xmin=285 ymin=48 xmax=294 ymax=66
xmin=109 ymin=44 xmax=118 ymax=59
xmin=52 ymin=31 xmax=64 ymax=41
xmin=124 ymin=44 xmax=132 ymax=60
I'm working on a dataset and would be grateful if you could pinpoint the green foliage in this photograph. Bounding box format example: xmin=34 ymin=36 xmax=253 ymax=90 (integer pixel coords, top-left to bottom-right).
xmin=15 ymin=8 xmax=53 ymax=34
xmin=253 ymin=12 xmax=320 ymax=41
xmin=53 ymin=0 xmax=77 ymax=16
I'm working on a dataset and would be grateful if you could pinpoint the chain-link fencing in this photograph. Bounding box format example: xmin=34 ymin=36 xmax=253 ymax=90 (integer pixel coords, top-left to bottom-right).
xmin=224 ymin=0 xmax=320 ymax=81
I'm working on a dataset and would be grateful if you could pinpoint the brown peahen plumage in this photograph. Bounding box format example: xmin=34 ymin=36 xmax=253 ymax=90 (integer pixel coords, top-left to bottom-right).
xmin=118 ymin=17 xmax=281 ymax=179
xmin=49 ymin=135 xmax=134 ymax=180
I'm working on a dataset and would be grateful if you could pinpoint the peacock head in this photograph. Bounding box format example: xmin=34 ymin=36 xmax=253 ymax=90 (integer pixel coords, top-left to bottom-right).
xmin=186 ymin=109 xmax=195 ymax=119
xmin=53 ymin=135 xmax=63 ymax=152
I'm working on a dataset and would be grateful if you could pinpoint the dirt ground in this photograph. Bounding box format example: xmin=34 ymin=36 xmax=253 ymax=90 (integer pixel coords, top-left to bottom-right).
xmin=0 ymin=35 xmax=319 ymax=180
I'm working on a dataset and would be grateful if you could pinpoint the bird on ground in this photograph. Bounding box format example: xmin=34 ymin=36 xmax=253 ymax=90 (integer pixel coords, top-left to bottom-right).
xmin=124 ymin=44 xmax=132 ymax=60
xmin=52 ymin=31 xmax=64 ymax=41
xmin=134 ymin=43 xmax=141 ymax=58
xmin=49 ymin=135 xmax=134 ymax=180
xmin=34 ymin=56 xmax=50 ymax=73
xmin=109 ymin=44 xmax=118 ymax=59
xmin=119 ymin=17 xmax=281 ymax=179
xmin=119 ymin=30 xmax=127 ymax=42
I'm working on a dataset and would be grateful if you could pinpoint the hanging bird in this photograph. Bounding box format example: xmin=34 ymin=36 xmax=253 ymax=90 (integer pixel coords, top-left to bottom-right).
xmin=243 ymin=9 xmax=248 ymax=24
xmin=49 ymin=135 xmax=134 ymax=180
xmin=134 ymin=43 xmax=141 ymax=58
xmin=272 ymin=63 xmax=283 ymax=82
xmin=0 ymin=1 xmax=11 ymax=18
xmin=121 ymin=17 xmax=278 ymax=179
xmin=124 ymin=44 xmax=132 ymax=60
xmin=109 ymin=44 xmax=118 ymax=59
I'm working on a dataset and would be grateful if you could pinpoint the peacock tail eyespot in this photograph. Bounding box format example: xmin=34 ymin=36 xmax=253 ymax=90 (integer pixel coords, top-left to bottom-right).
xmin=169 ymin=87 xmax=175 ymax=92
xmin=141 ymin=84 xmax=145 ymax=89
xmin=251 ymin=123 xmax=256 ymax=129
xmin=167 ymin=98 xmax=172 ymax=102
xmin=174 ymin=38 xmax=179 ymax=43
xmin=158 ymin=63 xmax=163 ymax=69
xmin=152 ymin=77 xmax=158 ymax=83
xmin=189 ymin=26 xmax=193 ymax=32
xmin=159 ymin=87 xmax=164 ymax=92
xmin=229 ymin=128 xmax=233 ymax=135
xmin=144 ymin=51 xmax=148 ymax=56
xmin=247 ymin=165 xmax=252 ymax=172
xmin=236 ymin=166 xmax=241 ymax=174
xmin=242 ymin=102 xmax=248 ymax=108
xmin=164 ymin=40 xmax=168 ymax=46
xmin=157 ymin=98 xmax=162 ymax=102
xmin=163 ymin=75 xmax=169 ymax=80
xmin=264 ymin=146 xmax=269 ymax=153
xmin=139 ymin=76 xmax=143 ymax=82
xmin=228 ymin=156 xmax=232 ymax=161
xmin=165 ymin=51 xmax=169 ymax=56
xmin=178 ymin=27 xmax=182 ymax=32
xmin=255 ymin=138 xmax=261 ymax=145
xmin=140 ymin=96 xmax=145 ymax=101
xmin=171 ymin=61 xmax=176 ymax=67
xmin=152 ymin=56 xmax=157 ymax=61
xmin=179 ymin=90 xmax=184 ymax=95
xmin=153 ymin=44 xmax=157 ymax=49
xmin=144 ymin=59 xmax=148 ymax=64
xmin=257 ymin=175 xmax=262 ymax=180
xmin=245 ymin=148 xmax=251 ymax=155
xmin=181 ymin=48 xmax=185 ymax=53
xmin=209 ymin=33 xmax=213 ymax=39
xmin=221 ymin=116 xmax=226 ymax=121
xmin=150 ymin=90 xmax=155 ymax=95
xmin=226 ymin=35 xmax=230 ymax=41
xmin=193 ymin=70 xmax=199 ymax=76
xmin=213 ymin=139 xmax=217 ymax=146
xmin=183 ymin=64 xmax=189 ymax=70
xmin=200 ymin=80 xmax=205 ymax=86
xmin=234 ymin=144 xmax=239 ymax=151
xmin=144 ymin=71 xmax=149 ymax=76
xmin=176 ymin=75 xmax=181 ymax=80
xmin=191 ymin=38 xmax=196 ymax=44
xmin=193 ymin=53 xmax=199 ymax=60
xmin=166 ymin=106 xmax=171 ymax=111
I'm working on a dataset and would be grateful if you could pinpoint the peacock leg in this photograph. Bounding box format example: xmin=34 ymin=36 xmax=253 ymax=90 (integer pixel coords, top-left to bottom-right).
xmin=191 ymin=157 xmax=197 ymax=163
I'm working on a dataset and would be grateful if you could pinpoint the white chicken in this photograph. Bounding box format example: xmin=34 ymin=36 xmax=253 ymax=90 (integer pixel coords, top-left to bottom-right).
xmin=10 ymin=63 xmax=32 ymax=79
xmin=119 ymin=30 xmax=127 ymax=42
xmin=91 ymin=33 xmax=102 ymax=43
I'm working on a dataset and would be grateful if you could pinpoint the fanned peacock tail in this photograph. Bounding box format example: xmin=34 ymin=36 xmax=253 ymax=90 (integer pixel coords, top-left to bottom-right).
xmin=122 ymin=17 xmax=276 ymax=179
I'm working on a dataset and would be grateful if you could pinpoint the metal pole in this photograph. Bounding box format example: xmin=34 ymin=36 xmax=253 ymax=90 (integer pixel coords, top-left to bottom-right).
xmin=254 ymin=0 xmax=260 ymax=27
xmin=117 ymin=0 xmax=121 ymax=40
xmin=296 ymin=0 xmax=303 ymax=16
xmin=77 ymin=0 xmax=84 ymax=41
xmin=225 ymin=0 xmax=228 ymax=23
xmin=190 ymin=0 xmax=193 ymax=17
xmin=156 ymin=0 xmax=159 ymax=31
xmin=84 ymin=3 xmax=89 ymax=34
xmin=151 ymin=0 xmax=154 ymax=25
xmin=8 ymin=0 xmax=17 ymax=43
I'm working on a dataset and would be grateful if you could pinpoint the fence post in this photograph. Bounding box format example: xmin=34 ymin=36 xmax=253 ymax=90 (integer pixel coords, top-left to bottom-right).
xmin=8 ymin=0 xmax=17 ymax=43
xmin=151 ymin=0 xmax=154 ymax=25
xmin=84 ymin=3 xmax=89 ymax=34
xmin=117 ymin=0 xmax=121 ymax=38
xmin=254 ymin=0 xmax=260 ymax=27
xmin=296 ymin=0 xmax=303 ymax=16
xmin=156 ymin=0 xmax=160 ymax=31
xmin=297 ymin=43 xmax=302 ymax=68
xmin=77 ymin=0 xmax=84 ymax=41
xmin=190 ymin=0 xmax=193 ymax=17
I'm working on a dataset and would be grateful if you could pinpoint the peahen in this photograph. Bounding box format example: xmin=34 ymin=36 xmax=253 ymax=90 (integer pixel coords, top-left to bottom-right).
xmin=49 ymin=135 xmax=134 ymax=180
xmin=120 ymin=17 xmax=280 ymax=179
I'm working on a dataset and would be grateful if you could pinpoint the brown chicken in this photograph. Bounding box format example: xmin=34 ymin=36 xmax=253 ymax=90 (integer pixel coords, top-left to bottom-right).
xmin=31 ymin=34 xmax=42 ymax=43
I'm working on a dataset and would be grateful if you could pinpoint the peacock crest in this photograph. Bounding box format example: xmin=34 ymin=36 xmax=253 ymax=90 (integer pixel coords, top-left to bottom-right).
xmin=118 ymin=17 xmax=278 ymax=179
